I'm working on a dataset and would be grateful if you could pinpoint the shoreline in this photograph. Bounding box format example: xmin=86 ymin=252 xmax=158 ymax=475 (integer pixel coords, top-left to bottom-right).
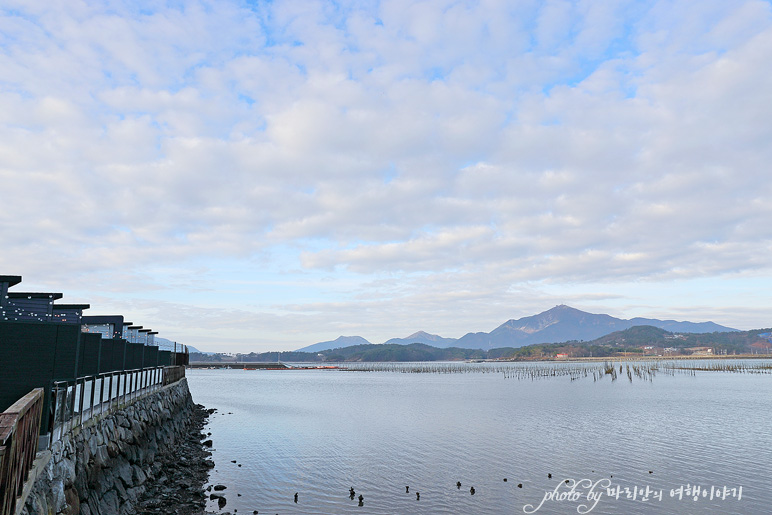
xmin=495 ymin=354 xmax=772 ymax=363
xmin=135 ymin=402 xmax=215 ymax=515
xmin=190 ymin=354 xmax=772 ymax=369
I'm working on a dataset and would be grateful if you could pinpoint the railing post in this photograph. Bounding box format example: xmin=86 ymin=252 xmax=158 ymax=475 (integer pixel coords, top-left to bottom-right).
xmin=67 ymin=384 xmax=75 ymax=434
xmin=49 ymin=385 xmax=58 ymax=443
xmin=118 ymin=371 xmax=123 ymax=406
xmin=108 ymin=373 xmax=114 ymax=409
xmin=100 ymin=375 xmax=106 ymax=415
xmin=129 ymin=372 xmax=134 ymax=402
xmin=89 ymin=378 xmax=96 ymax=424
xmin=77 ymin=378 xmax=85 ymax=427
xmin=57 ymin=385 xmax=65 ymax=442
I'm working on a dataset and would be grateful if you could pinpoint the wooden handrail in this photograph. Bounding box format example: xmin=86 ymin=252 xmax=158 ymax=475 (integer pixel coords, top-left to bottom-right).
xmin=0 ymin=388 xmax=44 ymax=515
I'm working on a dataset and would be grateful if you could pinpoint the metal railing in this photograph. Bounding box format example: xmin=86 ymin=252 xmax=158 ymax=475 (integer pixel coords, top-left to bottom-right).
xmin=49 ymin=366 xmax=185 ymax=444
xmin=0 ymin=388 xmax=44 ymax=515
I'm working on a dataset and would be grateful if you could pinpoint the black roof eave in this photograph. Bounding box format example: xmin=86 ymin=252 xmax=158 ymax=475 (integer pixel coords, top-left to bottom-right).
xmin=0 ymin=275 xmax=22 ymax=286
xmin=8 ymin=292 xmax=64 ymax=300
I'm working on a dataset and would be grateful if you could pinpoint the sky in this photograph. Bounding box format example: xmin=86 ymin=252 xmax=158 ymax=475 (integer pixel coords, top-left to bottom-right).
xmin=2 ymin=0 xmax=771 ymax=352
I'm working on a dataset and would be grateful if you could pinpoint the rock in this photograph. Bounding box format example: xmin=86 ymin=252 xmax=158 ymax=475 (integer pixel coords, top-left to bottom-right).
xmin=64 ymin=487 xmax=80 ymax=515
xmin=51 ymin=479 xmax=67 ymax=513
xmin=132 ymin=464 xmax=148 ymax=485
xmin=106 ymin=442 xmax=120 ymax=459
xmin=115 ymin=460 xmax=134 ymax=487
xmin=101 ymin=488 xmax=120 ymax=514
xmin=54 ymin=457 xmax=76 ymax=487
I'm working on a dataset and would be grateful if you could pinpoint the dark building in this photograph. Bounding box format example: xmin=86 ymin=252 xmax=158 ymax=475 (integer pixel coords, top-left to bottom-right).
xmin=81 ymin=315 xmax=125 ymax=339
xmin=0 ymin=274 xmax=188 ymax=436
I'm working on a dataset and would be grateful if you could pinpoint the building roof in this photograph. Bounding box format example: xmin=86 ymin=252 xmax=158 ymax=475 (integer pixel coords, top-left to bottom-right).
xmin=0 ymin=275 xmax=22 ymax=286
xmin=8 ymin=292 xmax=64 ymax=300
xmin=82 ymin=315 xmax=124 ymax=324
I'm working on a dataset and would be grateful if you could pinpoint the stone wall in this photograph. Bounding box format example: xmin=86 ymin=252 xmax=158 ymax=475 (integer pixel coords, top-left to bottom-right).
xmin=20 ymin=379 xmax=195 ymax=515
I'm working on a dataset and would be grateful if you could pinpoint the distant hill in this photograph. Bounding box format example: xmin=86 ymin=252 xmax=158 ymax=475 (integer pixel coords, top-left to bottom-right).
xmin=184 ymin=345 xmax=215 ymax=355
xmin=296 ymin=335 xmax=372 ymax=353
xmin=190 ymin=326 xmax=770 ymax=363
xmin=499 ymin=325 xmax=772 ymax=359
xmin=454 ymin=305 xmax=737 ymax=350
xmin=383 ymin=331 xmax=458 ymax=347
xmin=153 ymin=336 xmax=211 ymax=354
xmin=627 ymin=317 xmax=731 ymax=333
xmin=198 ymin=343 xmax=487 ymax=363
xmin=295 ymin=305 xmax=738 ymax=352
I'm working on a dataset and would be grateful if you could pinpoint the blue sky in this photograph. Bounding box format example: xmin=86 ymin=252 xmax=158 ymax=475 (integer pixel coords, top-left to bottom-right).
xmin=2 ymin=0 xmax=771 ymax=352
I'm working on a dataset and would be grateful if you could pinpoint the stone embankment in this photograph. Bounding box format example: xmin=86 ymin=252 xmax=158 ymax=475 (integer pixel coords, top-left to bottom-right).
xmin=20 ymin=379 xmax=214 ymax=515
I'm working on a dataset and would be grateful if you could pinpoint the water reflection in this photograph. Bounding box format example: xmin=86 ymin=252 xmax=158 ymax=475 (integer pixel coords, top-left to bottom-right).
xmin=187 ymin=361 xmax=772 ymax=514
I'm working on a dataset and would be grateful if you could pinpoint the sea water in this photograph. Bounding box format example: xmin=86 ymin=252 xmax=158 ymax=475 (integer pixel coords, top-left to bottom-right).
xmin=186 ymin=362 xmax=772 ymax=514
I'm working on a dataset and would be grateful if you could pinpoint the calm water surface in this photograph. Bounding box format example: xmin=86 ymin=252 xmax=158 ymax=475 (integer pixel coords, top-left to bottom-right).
xmin=186 ymin=362 xmax=772 ymax=514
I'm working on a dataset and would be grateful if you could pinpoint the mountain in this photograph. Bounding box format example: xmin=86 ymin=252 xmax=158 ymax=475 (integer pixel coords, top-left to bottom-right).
xmin=383 ymin=331 xmax=458 ymax=347
xmin=296 ymin=335 xmax=372 ymax=353
xmin=193 ymin=326 xmax=769 ymax=363
xmin=296 ymin=305 xmax=737 ymax=353
xmin=628 ymin=317 xmax=731 ymax=333
xmin=454 ymin=305 xmax=737 ymax=350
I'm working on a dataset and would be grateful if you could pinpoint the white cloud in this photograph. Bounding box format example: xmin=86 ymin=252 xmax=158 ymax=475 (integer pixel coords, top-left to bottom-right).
xmin=1 ymin=0 xmax=772 ymax=350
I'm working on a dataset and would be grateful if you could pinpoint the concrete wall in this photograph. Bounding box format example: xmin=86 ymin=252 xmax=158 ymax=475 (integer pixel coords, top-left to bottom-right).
xmin=19 ymin=379 xmax=195 ymax=515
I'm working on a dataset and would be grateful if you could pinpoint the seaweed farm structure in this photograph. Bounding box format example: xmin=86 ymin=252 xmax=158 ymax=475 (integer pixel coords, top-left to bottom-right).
xmin=337 ymin=360 xmax=772 ymax=382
